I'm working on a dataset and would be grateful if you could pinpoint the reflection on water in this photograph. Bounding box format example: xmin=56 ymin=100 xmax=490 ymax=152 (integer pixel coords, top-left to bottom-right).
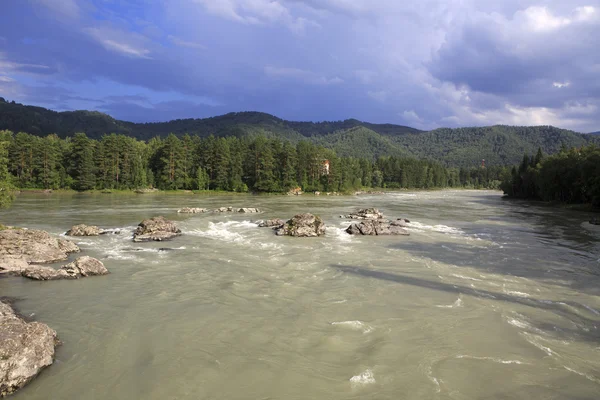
xmin=1 ymin=190 xmax=599 ymax=399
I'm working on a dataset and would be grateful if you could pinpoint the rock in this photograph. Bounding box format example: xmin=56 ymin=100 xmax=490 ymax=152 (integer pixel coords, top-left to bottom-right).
xmin=177 ymin=208 xmax=207 ymax=214
xmin=314 ymin=191 xmax=321 ymax=196
xmin=341 ymin=208 xmax=385 ymax=220
xmin=0 ymin=258 xmax=29 ymax=276
xmin=237 ymin=208 xmax=260 ymax=213
xmin=214 ymin=207 xmax=233 ymax=213
xmin=100 ymin=229 xmax=121 ymax=235
xmin=590 ymin=217 xmax=600 ymax=225
xmin=21 ymin=256 xmax=109 ymax=281
xmin=133 ymin=216 xmax=181 ymax=242
xmin=275 ymin=213 xmax=326 ymax=237
xmin=345 ymin=220 xmax=410 ymax=236
xmin=0 ymin=301 xmax=58 ymax=397
xmin=287 ymin=187 xmax=303 ymax=196
xmin=354 ymin=190 xmax=385 ymax=195
xmin=257 ymin=219 xmax=286 ymax=228
xmin=0 ymin=229 xmax=80 ymax=264
xmin=66 ymin=224 xmax=102 ymax=236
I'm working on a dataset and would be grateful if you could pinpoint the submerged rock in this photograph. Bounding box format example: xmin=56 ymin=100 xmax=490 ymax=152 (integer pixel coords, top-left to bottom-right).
xmin=275 ymin=213 xmax=326 ymax=237
xmin=0 ymin=301 xmax=58 ymax=397
xmin=66 ymin=224 xmax=102 ymax=236
xmin=346 ymin=219 xmax=410 ymax=236
xmin=257 ymin=219 xmax=286 ymax=228
xmin=177 ymin=207 xmax=208 ymax=214
xmin=21 ymin=256 xmax=109 ymax=281
xmin=341 ymin=208 xmax=385 ymax=220
xmin=237 ymin=208 xmax=260 ymax=213
xmin=0 ymin=229 xmax=80 ymax=264
xmin=213 ymin=207 xmax=260 ymax=213
xmin=133 ymin=216 xmax=181 ymax=242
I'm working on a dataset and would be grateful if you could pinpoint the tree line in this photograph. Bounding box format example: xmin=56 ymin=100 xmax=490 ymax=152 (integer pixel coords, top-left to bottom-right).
xmin=500 ymin=145 xmax=600 ymax=207
xmin=0 ymin=130 xmax=504 ymax=199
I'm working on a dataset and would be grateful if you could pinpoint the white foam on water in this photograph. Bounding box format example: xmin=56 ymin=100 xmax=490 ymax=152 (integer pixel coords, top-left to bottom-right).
xmin=436 ymin=297 xmax=463 ymax=308
xmin=456 ymin=355 xmax=527 ymax=365
xmin=564 ymin=366 xmax=600 ymax=384
xmin=331 ymin=320 xmax=373 ymax=334
xmin=502 ymin=285 xmax=531 ymax=298
xmin=451 ymin=274 xmax=482 ymax=282
xmin=328 ymin=226 xmax=353 ymax=243
xmin=522 ymin=333 xmax=556 ymax=357
xmin=582 ymin=304 xmax=600 ymax=316
xmin=407 ymin=221 xmax=464 ymax=235
xmin=349 ymin=369 xmax=376 ymax=386
xmin=187 ymin=221 xmax=249 ymax=243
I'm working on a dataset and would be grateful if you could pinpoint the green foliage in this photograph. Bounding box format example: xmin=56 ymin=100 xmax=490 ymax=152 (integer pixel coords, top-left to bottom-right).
xmin=500 ymin=144 xmax=600 ymax=207
xmin=3 ymin=130 xmax=505 ymax=194
xmin=2 ymin=99 xmax=599 ymax=168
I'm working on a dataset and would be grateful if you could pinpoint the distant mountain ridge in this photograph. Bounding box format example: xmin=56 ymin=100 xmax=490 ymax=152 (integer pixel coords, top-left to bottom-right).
xmin=1 ymin=97 xmax=598 ymax=167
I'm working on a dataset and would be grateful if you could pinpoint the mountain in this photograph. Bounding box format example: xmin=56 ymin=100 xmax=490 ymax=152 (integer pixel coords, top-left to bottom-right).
xmin=1 ymin=98 xmax=598 ymax=167
xmin=590 ymin=131 xmax=600 ymax=135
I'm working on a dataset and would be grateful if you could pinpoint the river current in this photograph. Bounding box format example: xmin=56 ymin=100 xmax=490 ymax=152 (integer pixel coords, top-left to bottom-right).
xmin=1 ymin=190 xmax=599 ymax=399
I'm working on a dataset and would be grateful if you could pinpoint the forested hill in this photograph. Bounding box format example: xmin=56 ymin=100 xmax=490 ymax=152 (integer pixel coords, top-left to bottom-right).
xmin=1 ymin=97 xmax=599 ymax=167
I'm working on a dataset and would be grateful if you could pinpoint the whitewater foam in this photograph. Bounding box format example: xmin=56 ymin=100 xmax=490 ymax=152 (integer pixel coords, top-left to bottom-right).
xmin=456 ymin=355 xmax=527 ymax=365
xmin=331 ymin=320 xmax=373 ymax=334
xmin=349 ymin=369 xmax=376 ymax=386
xmin=436 ymin=297 xmax=463 ymax=308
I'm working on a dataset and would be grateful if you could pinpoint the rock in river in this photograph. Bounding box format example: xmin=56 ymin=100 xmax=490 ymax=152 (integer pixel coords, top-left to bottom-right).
xmin=177 ymin=208 xmax=207 ymax=214
xmin=0 ymin=301 xmax=58 ymax=397
xmin=21 ymin=256 xmax=109 ymax=281
xmin=133 ymin=216 xmax=181 ymax=242
xmin=275 ymin=213 xmax=326 ymax=237
xmin=346 ymin=220 xmax=410 ymax=236
xmin=341 ymin=208 xmax=385 ymax=220
xmin=0 ymin=229 xmax=80 ymax=264
xmin=257 ymin=219 xmax=286 ymax=228
xmin=66 ymin=224 xmax=102 ymax=236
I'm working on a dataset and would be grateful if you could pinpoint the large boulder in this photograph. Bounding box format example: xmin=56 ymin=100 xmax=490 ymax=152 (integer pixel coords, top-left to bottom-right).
xmin=133 ymin=216 xmax=181 ymax=242
xmin=346 ymin=219 xmax=410 ymax=236
xmin=341 ymin=208 xmax=385 ymax=220
xmin=237 ymin=208 xmax=260 ymax=213
xmin=0 ymin=301 xmax=58 ymax=397
xmin=66 ymin=224 xmax=102 ymax=236
xmin=21 ymin=256 xmax=109 ymax=281
xmin=0 ymin=229 xmax=80 ymax=264
xmin=257 ymin=219 xmax=286 ymax=228
xmin=275 ymin=213 xmax=326 ymax=237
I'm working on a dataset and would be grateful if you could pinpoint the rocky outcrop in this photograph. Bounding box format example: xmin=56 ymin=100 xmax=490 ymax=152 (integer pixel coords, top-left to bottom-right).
xmin=66 ymin=224 xmax=101 ymax=236
xmin=341 ymin=208 xmax=385 ymax=220
xmin=65 ymin=225 xmax=121 ymax=236
xmin=346 ymin=219 xmax=410 ymax=236
xmin=21 ymin=256 xmax=109 ymax=281
xmin=0 ymin=258 xmax=28 ymax=276
xmin=0 ymin=301 xmax=58 ymax=397
xmin=275 ymin=213 xmax=326 ymax=237
xmin=134 ymin=188 xmax=159 ymax=194
xmin=133 ymin=216 xmax=181 ymax=242
xmin=0 ymin=229 xmax=80 ymax=264
xmin=354 ymin=190 xmax=385 ymax=195
xmin=257 ymin=219 xmax=286 ymax=228
xmin=177 ymin=208 xmax=208 ymax=214
xmin=213 ymin=207 xmax=260 ymax=213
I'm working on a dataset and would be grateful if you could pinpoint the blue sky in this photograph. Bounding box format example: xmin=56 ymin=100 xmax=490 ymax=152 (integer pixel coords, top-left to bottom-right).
xmin=0 ymin=0 xmax=599 ymax=132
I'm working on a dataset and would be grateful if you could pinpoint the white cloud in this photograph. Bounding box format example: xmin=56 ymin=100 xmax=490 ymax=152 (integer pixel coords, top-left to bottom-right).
xmin=192 ymin=0 xmax=319 ymax=34
xmin=264 ymin=66 xmax=343 ymax=85
xmin=553 ymin=81 xmax=570 ymax=88
xmin=0 ymin=76 xmax=14 ymax=82
xmin=86 ymin=27 xmax=152 ymax=59
xmin=168 ymin=35 xmax=207 ymax=50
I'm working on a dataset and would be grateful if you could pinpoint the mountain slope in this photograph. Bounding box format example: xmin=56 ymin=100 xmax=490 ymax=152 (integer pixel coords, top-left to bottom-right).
xmin=1 ymin=98 xmax=599 ymax=166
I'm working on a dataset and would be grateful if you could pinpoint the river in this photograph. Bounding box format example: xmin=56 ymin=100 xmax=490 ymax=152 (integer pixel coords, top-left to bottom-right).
xmin=1 ymin=190 xmax=599 ymax=399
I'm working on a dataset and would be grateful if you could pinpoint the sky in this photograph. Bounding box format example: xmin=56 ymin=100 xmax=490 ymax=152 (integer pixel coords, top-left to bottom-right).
xmin=0 ymin=0 xmax=599 ymax=132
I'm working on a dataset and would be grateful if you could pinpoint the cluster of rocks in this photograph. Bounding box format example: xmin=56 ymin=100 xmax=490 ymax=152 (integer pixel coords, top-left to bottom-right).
xmin=177 ymin=207 xmax=208 ymax=214
xmin=134 ymin=188 xmax=159 ymax=194
xmin=133 ymin=216 xmax=182 ymax=242
xmin=354 ymin=190 xmax=385 ymax=196
xmin=0 ymin=229 xmax=110 ymax=280
xmin=257 ymin=213 xmax=326 ymax=237
xmin=0 ymin=300 xmax=58 ymax=397
xmin=342 ymin=208 xmax=411 ymax=236
xmin=66 ymin=224 xmax=121 ymax=236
